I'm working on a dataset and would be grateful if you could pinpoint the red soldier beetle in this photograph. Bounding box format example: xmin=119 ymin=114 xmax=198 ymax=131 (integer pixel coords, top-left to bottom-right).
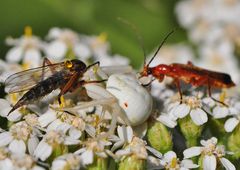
xmin=139 ymin=31 xmax=236 ymax=106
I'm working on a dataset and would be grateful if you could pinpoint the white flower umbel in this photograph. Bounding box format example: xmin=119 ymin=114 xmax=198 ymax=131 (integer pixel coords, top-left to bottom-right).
xmin=0 ymin=121 xmax=39 ymax=155
xmin=170 ymin=93 xmax=208 ymax=125
xmin=184 ymin=137 xmax=236 ymax=170
xmin=159 ymin=151 xmax=198 ymax=170
xmin=5 ymin=26 xmax=44 ymax=68
xmin=51 ymin=153 xmax=81 ymax=170
xmin=45 ymin=27 xmax=91 ymax=61
xmin=106 ymin=74 xmax=153 ymax=126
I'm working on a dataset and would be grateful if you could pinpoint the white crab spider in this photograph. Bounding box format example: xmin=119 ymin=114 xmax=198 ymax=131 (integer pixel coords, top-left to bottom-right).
xmin=55 ymin=72 xmax=152 ymax=137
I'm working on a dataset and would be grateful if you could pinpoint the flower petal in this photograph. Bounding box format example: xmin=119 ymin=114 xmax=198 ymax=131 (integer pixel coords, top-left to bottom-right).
xmin=203 ymin=155 xmax=216 ymax=170
xmin=6 ymin=47 xmax=23 ymax=63
xmin=34 ymin=141 xmax=52 ymax=161
xmin=157 ymin=114 xmax=177 ymax=128
xmin=220 ymin=157 xmax=236 ymax=170
xmin=190 ymin=108 xmax=208 ymax=125
xmin=74 ymin=43 xmax=91 ymax=60
xmin=23 ymin=49 xmax=41 ymax=68
xmin=212 ymin=106 xmax=229 ymax=119
xmin=7 ymin=111 xmax=22 ymax=122
xmin=81 ymin=150 xmax=94 ymax=165
xmin=28 ymin=136 xmax=39 ymax=155
xmin=9 ymin=139 xmax=26 ymax=154
xmin=172 ymin=104 xmax=190 ymax=118
xmin=45 ymin=40 xmax=66 ymax=60
xmin=163 ymin=151 xmax=176 ymax=162
xmin=0 ymin=132 xmax=13 ymax=147
xmin=183 ymin=147 xmax=202 ymax=159
xmin=224 ymin=117 xmax=239 ymax=132
xmin=38 ymin=109 xmax=57 ymax=127
xmin=181 ymin=159 xmax=199 ymax=169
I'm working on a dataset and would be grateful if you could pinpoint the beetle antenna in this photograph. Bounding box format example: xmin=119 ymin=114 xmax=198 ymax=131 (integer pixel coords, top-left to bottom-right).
xmin=117 ymin=17 xmax=147 ymax=65
xmin=147 ymin=30 xmax=175 ymax=67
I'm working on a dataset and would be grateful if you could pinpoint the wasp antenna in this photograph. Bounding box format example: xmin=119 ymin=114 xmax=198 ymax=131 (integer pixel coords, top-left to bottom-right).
xmin=117 ymin=17 xmax=147 ymax=65
xmin=147 ymin=29 xmax=175 ymax=67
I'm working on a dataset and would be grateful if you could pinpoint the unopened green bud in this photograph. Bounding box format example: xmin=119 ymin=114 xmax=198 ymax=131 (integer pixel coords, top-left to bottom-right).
xmin=179 ymin=115 xmax=203 ymax=147
xmin=118 ymin=155 xmax=146 ymax=170
xmin=228 ymin=125 xmax=240 ymax=159
xmin=87 ymin=156 xmax=108 ymax=170
xmin=147 ymin=119 xmax=172 ymax=153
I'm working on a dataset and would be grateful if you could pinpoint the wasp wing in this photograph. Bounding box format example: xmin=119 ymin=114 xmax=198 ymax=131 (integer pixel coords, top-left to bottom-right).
xmin=5 ymin=63 xmax=65 ymax=93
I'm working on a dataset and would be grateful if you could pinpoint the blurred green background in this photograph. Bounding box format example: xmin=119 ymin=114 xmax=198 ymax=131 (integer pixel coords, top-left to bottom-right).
xmin=0 ymin=0 xmax=187 ymax=68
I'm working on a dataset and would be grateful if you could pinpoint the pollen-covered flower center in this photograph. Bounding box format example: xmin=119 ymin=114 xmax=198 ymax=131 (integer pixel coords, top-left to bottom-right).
xmin=165 ymin=157 xmax=180 ymax=169
xmin=0 ymin=147 xmax=9 ymax=160
xmin=128 ymin=137 xmax=148 ymax=159
xmin=24 ymin=114 xmax=39 ymax=126
xmin=203 ymin=143 xmax=216 ymax=156
xmin=10 ymin=122 xmax=31 ymax=141
xmin=12 ymin=154 xmax=34 ymax=169
xmin=45 ymin=130 xmax=65 ymax=146
xmin=65 ymin=154 xmax=81 ymax=169
xmin=184 ymin=96 xmax=202 ymax=109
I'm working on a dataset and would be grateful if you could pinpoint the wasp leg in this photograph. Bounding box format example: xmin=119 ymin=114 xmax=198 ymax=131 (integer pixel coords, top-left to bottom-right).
xmin=41 ymin=58 xmax=56 ymax=81
xmin=207 ymin=79 xmax=228 ymax=107
xmin=174 ymin=79 xmax=183 ymax=103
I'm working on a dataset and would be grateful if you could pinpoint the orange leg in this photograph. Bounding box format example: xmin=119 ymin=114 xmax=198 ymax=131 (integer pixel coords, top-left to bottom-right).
xmin=174 ymin=79 xmax=183 ymax=103
xmin=207 ymin=79 xmax=228 ymax=107
xmin=58 ymin=73 xmax=80 ymax=104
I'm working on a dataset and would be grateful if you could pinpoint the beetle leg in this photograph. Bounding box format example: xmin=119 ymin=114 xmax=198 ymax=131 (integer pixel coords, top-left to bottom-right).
xmin=207 ymin=79 xmax=228 ymax=107
xmin=174 ymin=79 xmax=183 ymax=103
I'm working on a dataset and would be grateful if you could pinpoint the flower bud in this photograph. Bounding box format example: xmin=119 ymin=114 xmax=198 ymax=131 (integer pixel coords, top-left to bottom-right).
xmin=228 ymin=125 xmax=240 ymax=159
xmin=147 ymin=119 xmax=172 ymax=153
xmin=179 ymin=115 xmax=203 ymax=147
xmin=118 ymin=155 xmax=146 ymax=170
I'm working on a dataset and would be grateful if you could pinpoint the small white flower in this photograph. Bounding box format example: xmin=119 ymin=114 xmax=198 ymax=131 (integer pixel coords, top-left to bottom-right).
xmin=0 ymin=121 xmax=39 ymax=155
xmin=170 ymin=94 xmax=208 ymax=125
xmin=45 ymin=27 xmax=91 ymax=61
xmin=51 ymin=153 xmax=81 ymax=170
xmin=75 ymin=137 xmax=112 ymax=166
xmin=115 ymin=137 xmax=148 ymax=160
xmin=34 ymin=130 xmax=79 ymax=161
xmin=184 ymin=137 xmax=236 ymax=170
xmin=224 ymin=101 xmax=240 ymax=132
xmin=0 ymin=99 xmax=22 ymax=122
xmin=0 ymin=152 xmax=45 ymax=170
xmin=109 ymin=125 xmax=133 ymax=151
xmin=5 ymin=26 xmax=44 ymax=68
xmin=160 ymin=151 xmax=198 ymax=170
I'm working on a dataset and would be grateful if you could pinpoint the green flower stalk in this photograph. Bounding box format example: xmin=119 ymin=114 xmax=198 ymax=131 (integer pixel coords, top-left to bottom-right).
xmin=147 ymin=119 xmax=172 ymax=153
xmin=87 ymin=156 xmax=108 ymax=170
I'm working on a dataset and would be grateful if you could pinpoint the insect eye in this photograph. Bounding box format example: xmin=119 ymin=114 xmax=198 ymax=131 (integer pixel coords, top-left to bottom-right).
xmin=65 ymin=60 xmax=73 ymax=69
